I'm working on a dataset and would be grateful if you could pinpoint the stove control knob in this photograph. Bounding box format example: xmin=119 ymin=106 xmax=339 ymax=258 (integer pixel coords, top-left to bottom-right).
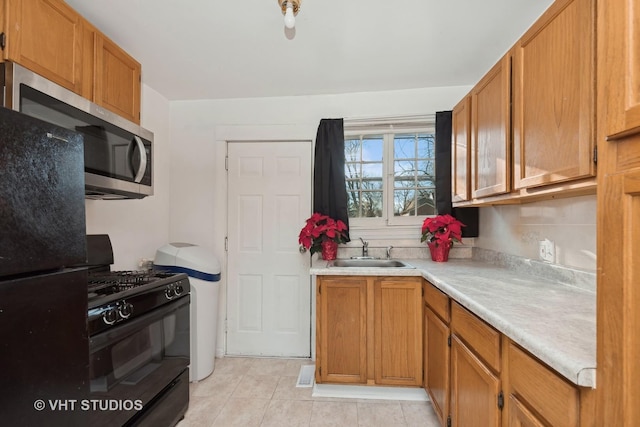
xmin=103 ymin=308 xmax=118 ymax=325
xmin=165 ymin=286 xmax=176 ymax=300
xmin=175 ymin=283 xmax=184 ymax=296
xmin=119 ymin=302 xmax=133 ymax=319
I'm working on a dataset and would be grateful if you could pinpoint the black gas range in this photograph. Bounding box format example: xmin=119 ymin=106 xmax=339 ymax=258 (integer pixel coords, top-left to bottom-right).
xmin=84 ymin=235 xmax=190 ymax=427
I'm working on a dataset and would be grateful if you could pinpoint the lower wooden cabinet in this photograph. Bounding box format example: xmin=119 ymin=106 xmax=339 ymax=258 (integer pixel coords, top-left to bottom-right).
xmin=316 ymin=275 xmax=423 ymax=386
xmin=450 ymin=335 xmax=501 ymax=427
xmin=424 ymin=283 xmax=451 ymax=426
xmin=422 ymin=280 xmax=594 ymax=427
xmin=506 ymin=341 xmax=581 ymax=426
xmin=450 ymin=302 xmax=502 ymax=427
xmin=508 ymin=394 xmax=545 ymax=427
xmin=315 ymin=276 xmax=368 ymax=384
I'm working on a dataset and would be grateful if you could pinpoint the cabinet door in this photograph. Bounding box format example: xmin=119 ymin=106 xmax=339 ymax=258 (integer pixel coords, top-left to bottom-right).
xmin=602 ymin=0 xmax=640 ymax=139
xmin=316 ymin=277 xmax=367 ymax=384
xmin=452 ymin=95 xmax=471 ymax=202
xmin=94 ymin=34 xmax=141 ymax=124
xmin=507 ymin=341 xmax=579 ymax=426
xmin=424 ymin=305 xmax=450 ymax=427
xmin=508 ymin=395 xmax=545 ymax=427
xmin=471 ymin=54 xmax=511 ymax=198
xmin=596 ymin=169 xmax=640 ymax=424
xmin=512 ymin=0 xmax=595 ymax=189
xmin=450 ymin=335 xmax=501 ymax=427
xmin=374 ymin=277 xmax=422 ymax=386
xmin=3 ymin=0 xmax=83 ymax=93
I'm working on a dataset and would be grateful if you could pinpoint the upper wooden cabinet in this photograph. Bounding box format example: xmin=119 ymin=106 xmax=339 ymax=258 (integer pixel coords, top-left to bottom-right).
xmin=93 ymin=32 xmax=141 ymax=124
xmin=2 ymin=0 xmax=84 ymax=93
xmin=471 ymin=53 xmax=511 ymax=198
xmin=452 ymin=95 xmax=471 ymax=202
xmin=512 ymin=0 xmax=596 ymax=189
xmin=1 ymin=0 xmax=142 ymax=124
xmin=452 ymin=0 xmax=597 ymax=206
xmin=601 ymin=0 xmax=640 ymax=140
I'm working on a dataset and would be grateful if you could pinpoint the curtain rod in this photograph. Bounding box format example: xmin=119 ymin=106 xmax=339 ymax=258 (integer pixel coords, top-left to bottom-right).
xmin=343 ymin=114 xmax=435 ymax=130
xmin=343 ymin=114 xmax=434 ymax=124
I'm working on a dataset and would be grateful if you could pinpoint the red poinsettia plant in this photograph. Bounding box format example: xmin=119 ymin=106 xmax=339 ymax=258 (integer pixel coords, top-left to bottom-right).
xmin=421 ymin=214 xmax=465 ymax=248
xmin=298 ymin=212 xmax=348 ymax=255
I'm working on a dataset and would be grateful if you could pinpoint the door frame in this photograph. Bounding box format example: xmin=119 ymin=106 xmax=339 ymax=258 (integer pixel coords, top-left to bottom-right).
xmin=213 ymin=124 xmax=316 ymax=357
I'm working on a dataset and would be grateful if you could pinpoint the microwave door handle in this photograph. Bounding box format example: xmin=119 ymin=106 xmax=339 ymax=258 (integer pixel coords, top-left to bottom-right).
xmin=132 ymin=135 xmax=147 ymax=183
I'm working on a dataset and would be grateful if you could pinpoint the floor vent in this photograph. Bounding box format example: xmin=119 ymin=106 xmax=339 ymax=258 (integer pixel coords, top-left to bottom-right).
xmin=296 ymin=364 xmax=315 ymax=388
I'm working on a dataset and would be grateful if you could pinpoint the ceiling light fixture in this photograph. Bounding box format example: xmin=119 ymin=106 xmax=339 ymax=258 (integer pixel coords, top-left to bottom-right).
xmin=278 ymin=0 xmax=300 ymax=29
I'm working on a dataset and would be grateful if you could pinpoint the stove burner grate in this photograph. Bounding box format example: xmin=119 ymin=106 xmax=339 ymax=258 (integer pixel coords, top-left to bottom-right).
xmin=87 ymin=270 xmax=173 ymax=296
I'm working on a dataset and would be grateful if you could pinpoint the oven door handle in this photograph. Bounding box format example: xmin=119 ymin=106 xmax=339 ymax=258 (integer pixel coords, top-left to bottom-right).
xmin=90 ymin=295 xmax=189 ymax=351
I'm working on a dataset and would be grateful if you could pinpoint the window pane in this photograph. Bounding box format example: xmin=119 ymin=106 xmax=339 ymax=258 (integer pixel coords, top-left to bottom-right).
xmin=418 ymin=135 xmax=435 ymax=159
xmin=360 ymin=191 xmax=382 ymax=217
xmin=363 ymin=178 xmax=383 ymax=190
xmin=345 ymin=139 xmax=361 ymax=161
xmin=345 ymin=163 xmax=361 ymax=178
xmin=344 ymin=135 xmax=384 ymax=218
xmin=347 ymin=190 xmax=361 ymax=217
xmin=392 ymin=132 xmax=437 ymax=217
xmin=394 ymin=178 xmax=415 ymax=189
xmin=417 ymin=179 xmax=436 ymax=188
xmin=416 ymin=189 xmax=437 ymax=216
xmin=394 ymin=160 xmax=415 ymax=178
xmin=394 ymin=189 xmax=416 ymax=216
xmin=394 ymin=137 xmax=415 ymax=159
xmin=417 ymin=160 xmax=435 ymax=176
xmin=362 ymin=137 xmax=383 ymax=161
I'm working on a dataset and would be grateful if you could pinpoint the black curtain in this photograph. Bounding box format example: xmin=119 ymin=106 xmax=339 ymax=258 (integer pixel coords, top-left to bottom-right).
xmin=434 ymin=111 xmax=479 ymax=237
xmin=313 ymin=119 xmax=351 ymax=241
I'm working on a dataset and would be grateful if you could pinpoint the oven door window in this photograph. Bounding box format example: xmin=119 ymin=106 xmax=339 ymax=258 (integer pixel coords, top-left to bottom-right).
xmin=89 ymin=296 xmax=189 ymax=424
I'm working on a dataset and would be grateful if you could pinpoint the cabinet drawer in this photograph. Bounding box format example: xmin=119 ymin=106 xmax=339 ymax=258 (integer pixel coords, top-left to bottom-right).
xmin=451 ymin=302 xmax=500 ymax=372
xmin=424 ymin=281 xmax=450 ymax=323
xmin=508 ymin=341 xmax=579 ymax=427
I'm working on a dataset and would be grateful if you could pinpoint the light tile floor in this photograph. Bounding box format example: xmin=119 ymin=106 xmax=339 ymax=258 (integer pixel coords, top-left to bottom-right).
xmin=176 ymin=357 xmax=440 ymax=427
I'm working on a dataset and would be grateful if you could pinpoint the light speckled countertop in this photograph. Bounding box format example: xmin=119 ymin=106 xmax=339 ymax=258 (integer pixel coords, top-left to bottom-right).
xmin=310 ymin=258 xmax=596 ymax=388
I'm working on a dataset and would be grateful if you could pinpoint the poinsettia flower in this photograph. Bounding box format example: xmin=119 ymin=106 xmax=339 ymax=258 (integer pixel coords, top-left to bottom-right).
xmin=420 ymin=214 xmax=465 ymax=246
xmin=298 ymin=212 xmax=349 ymax=255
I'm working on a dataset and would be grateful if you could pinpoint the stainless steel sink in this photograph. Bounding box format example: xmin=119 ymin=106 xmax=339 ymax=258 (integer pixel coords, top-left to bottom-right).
xmin=329 ymin=259 xmax=415 ymax=268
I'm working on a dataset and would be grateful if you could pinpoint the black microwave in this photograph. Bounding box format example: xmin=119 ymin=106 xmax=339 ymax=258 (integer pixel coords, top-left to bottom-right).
xmin=1 ymin=62 xmax=153 ymax=199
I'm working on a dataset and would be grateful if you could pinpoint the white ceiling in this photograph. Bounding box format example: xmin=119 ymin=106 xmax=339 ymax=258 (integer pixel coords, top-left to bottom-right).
xmin=64 ymin=0 xmax=553 ymax=101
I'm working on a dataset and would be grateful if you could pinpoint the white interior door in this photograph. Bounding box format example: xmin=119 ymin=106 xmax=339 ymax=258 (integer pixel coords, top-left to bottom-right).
xmin=226 ymin=141 xmax=312 ymax=357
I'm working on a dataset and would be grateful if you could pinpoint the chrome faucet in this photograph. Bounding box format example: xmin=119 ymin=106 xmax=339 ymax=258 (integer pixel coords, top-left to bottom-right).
xmin=359 ymin=237 xmax=369 ymax=258
xmin=386 ymin=246 xmax=393 ymax=260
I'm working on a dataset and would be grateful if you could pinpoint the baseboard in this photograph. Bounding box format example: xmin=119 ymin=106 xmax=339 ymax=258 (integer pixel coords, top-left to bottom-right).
xmin=312 ymin=383 xmax=429 ymax=401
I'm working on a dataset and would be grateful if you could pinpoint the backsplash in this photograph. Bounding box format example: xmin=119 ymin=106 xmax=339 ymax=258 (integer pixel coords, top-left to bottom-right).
xmin=474 ymin=195 xmax=596 ymax=271
xmin=335 ymin=239 xmax=474 ymax=260
xmin=473 ymin=247 xmax=596 ymax=293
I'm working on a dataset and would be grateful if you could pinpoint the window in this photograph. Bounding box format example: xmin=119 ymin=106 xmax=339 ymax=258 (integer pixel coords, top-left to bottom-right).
xmin=344 ymin=117 xmax=437 ymax=230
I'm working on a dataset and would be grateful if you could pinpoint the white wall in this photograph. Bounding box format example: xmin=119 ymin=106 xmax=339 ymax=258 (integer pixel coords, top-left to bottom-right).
xmin=85 ymin=84 xmax=172 ymax=270
xmin=169 ymin=86 xmax=472 ymax=357
xmin=476 ymin=195 xmax=597 ymax=271
xmin=168 ymin=86 xmax=473 ymax=249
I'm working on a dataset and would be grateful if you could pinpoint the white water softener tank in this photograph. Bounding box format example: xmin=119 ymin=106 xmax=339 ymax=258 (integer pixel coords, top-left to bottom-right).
xmin=154 ymin=243 xmax=221 ymax=382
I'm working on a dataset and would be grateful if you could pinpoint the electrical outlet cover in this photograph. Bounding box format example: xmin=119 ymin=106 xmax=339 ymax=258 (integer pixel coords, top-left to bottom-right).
xmin=539 ymin=239 xmax=555 ymax=263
